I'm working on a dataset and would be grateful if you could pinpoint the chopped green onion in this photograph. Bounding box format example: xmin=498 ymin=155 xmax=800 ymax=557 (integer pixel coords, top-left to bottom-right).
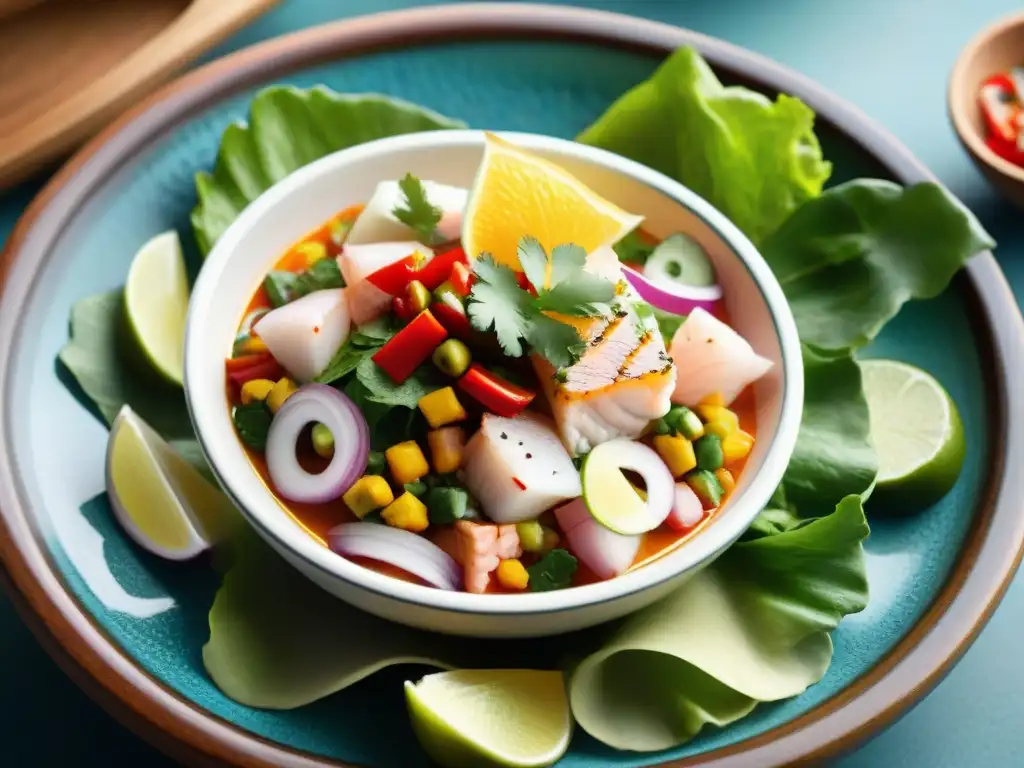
xmin=426 ymin=486 xmax=470 ymax=525
xmin=694 ymin=434 xmax=724 ymax=472
xmin=686 ymin=469 xmax=723 ymax=508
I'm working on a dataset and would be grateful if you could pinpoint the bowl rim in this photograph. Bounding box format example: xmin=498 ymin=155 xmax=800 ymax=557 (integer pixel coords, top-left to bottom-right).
xmin=948 ymin=10 xmax=1024 ymax=183
xmin=184 ymin=127 xmax=805 ymax=616
xmin=1 ymin=4 xmax=1023 ymax=768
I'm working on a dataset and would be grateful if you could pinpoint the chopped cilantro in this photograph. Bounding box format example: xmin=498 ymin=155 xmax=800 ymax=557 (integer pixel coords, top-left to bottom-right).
xmin=294 ymin=257 xmax=344 ymax=295
xmin=466 ymin=238 xmax=616 ymax=368
xmin=393 ymin=173 xmax=442 ymax=244
xmin=355 ymin=355 xmax=436 ymax=409
xmin=263 ymin=271 xmax=298 ymax=307
xmin=314 ymin=320 xmax=394 ymax=385
xmin=613 ymin=230 xmax=656 ymax=265
xmin=232 ymin=402 xmax=272 ymax=450
xmin=635 ymin=301 xmax=687 ymax=341
xmin=527 ymin=549 xmax=578 ymax=592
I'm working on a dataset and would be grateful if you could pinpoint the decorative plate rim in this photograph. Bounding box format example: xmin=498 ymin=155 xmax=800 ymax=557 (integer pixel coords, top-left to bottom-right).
xmin=1 ymin=4 xmax=1023 ymax=767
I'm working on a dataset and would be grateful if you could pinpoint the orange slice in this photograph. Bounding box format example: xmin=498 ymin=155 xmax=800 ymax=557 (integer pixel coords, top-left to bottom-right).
xmin=462 ymin=133 xmax=644 ymax=275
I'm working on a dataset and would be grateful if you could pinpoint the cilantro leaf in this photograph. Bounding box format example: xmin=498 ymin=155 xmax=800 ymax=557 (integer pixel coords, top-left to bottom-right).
xmin=526 ymin=312 xmax=586 ymax=369
xmin=355 ymin=355 xmax=436 ymax=409
xmin=315 ymin=320 xmax=394 ymax=385
xmin=466 ymin=256 xmax=532 ymax=357
xmin=517 ymin=236 xmax=549 ymax=291
xmin=549 ymin=243 xmax=588 ymax=286
xmin=293 ymin=258 xmax=344 ymax=296
xmin=527 ymin=549 xmax=578 ymax=592
xmin=534 ymin=270 xmax=616 ymax=315
xmin=232 ymin=403 xmax=272 ymax=449
xmin=613 ymin=230 xmax=656 ymax=265
xmin=393 ymin=173 xmax=442 ymax=244
xmin=635 ymin=301 xmax=687 ymax=341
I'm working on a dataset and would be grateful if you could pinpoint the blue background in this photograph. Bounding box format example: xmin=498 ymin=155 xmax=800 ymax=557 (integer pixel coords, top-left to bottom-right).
xmin=2 ymin=1 xmax=1022 ymax=765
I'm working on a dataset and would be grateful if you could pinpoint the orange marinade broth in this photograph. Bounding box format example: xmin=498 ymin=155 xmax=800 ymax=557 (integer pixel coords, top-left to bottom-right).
xmin=234 ymin=217 xmax=758 ymax=591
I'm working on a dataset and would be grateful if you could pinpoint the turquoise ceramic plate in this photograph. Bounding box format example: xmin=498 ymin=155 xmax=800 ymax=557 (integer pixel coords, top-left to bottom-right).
xmin=2 ymin=5 xmax=1023 ymax=767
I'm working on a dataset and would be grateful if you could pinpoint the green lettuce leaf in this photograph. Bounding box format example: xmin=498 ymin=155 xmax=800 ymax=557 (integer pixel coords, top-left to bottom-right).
xmin=578 ymin=46 xmax=831 ymax=245
xmin=203 ymin=530 xmax=471 ymax=709
xmin=191 ymin=87 xmax=466 ymax=254
xmin=762 ymin=179 xmax=995 ymax=350
xmin=568 ymin=496 xmax=869 ymax=751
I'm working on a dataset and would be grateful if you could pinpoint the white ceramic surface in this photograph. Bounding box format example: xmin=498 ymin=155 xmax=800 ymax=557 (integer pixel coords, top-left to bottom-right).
xmin=184 ymin=130 xmax=804 ymax=638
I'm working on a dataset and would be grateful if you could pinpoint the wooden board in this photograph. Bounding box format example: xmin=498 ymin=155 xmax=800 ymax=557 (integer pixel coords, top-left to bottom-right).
xmin=0 ymin=0 xmax=279 ymax=190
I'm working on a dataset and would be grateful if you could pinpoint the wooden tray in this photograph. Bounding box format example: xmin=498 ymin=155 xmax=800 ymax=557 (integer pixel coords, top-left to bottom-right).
xmin=0 ymin=0 xmax=279 ymax=190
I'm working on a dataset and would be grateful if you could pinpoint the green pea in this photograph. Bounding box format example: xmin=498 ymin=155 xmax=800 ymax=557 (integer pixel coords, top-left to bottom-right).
xmin=516 ymin=521 xmax=546 ymax=552
xmin=406 ymin=279 xmax=431 ymax=314
xmin=666 ymin=406 xmax=704 ymax=440
xmin=311 ymin=423 xmax=334 ymax=458
xmin=432 ymin=339 xmax=472 ymax=378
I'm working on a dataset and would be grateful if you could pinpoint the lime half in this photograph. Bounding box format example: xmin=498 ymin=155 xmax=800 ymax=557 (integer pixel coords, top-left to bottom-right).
xmin=861 ymin=359 xmax=965 ymax=512
xmin=125 ymin=230 xmax=190 ymax=386
xmin=405 ymin=670 xmax=571 ymax=768
xmin=106 ymin=405 xmax=235 ymax=560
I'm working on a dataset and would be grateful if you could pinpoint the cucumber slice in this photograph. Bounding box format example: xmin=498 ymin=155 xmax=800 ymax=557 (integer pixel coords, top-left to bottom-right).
xmin=581 ymin=439 xmax=675 ymax=535
xmin=645 ymin=233 xmax=716 ymax=288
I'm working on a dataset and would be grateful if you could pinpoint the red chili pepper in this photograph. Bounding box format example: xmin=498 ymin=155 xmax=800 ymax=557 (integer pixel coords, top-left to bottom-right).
xmin=415 ymin=246 xmax=467 ymax=291
xmin=226 ymin=353 xmax=285 ymax=388
xmin=450 ymin=261 xmax=475 ymax=296
xmin=979 ymin=73 xmax=1021 ymax=145
xmin=515 ymin=271 xmax=531 ymax=291
xmin=431 ymin=298 xmax=472 ymax=339
xmin=372 ymin=309 xmax=448 ymax=382
xmin=457 ymin=364 xmax=536 ymax=417
xmin=366 ymin=251 xmax=427 ymax=295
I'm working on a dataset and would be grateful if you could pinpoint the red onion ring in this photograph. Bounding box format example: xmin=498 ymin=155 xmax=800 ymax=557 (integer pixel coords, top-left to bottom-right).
xmin=328 ymin=523 xmax=462 ymax=591
xmin=265 ymin=384 xmax=369 ymax=504
xmin=623 ymin=265 xmax=722 ymax=316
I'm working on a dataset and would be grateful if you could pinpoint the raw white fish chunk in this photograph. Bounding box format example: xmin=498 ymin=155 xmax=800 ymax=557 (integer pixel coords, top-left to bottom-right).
xmin=253 ymin=289 xmax=350 ymax=382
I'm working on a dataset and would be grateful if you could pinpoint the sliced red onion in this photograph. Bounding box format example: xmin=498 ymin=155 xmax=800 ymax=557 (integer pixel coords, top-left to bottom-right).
xmin=265 ymin=384 xmax=368 ymax=504
xmin=555 ymin=498 xmax=641 ymax=580
xmin=623 ymin=265 xmax=722 ymax=316
xmin=328 ymin=523 xmax=462 ymax=591
xmin=666 ymin=482 xmax=707 ymax=531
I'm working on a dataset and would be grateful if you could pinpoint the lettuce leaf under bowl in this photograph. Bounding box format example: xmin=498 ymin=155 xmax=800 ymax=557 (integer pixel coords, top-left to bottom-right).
xmin=761 ymin=179 xmax=995 ymax=351
xmin=191 ymin=87 xmax=467 ymax=254
xmin=568 ymin=495 xmax=869 ymax=751
xmin=578 ymin=46 xmax=832 ymax=246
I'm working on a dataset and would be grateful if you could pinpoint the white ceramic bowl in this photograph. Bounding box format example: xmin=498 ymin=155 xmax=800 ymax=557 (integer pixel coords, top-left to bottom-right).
xmin=184 ymin=130 xmax=804 ymax=638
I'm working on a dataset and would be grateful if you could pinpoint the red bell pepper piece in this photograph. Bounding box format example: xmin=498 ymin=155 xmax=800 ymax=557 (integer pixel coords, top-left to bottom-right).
xmin=366 ymin=251 xmax=427 ymax=295
xmin=457 ymin=364 xmax=536 ymax=417
xmin=392 ymin=295 xmax=416 ymax=322
xmin=416 ymin=246 xmax=468 ymax=291
xmin=431 ymin=298 xmax=472 ymax=339
xmin=226 ymin=353 xmax=285 ymax=388
xmin=372 ymin=309 xmax=448 ymax=382
xmin=979 ymin=73 xmax=1022 ymax=146
xmin=450 ymin=261 xmax=475 ymax=296
xmin=986 ymin=134 xmax=1024 ymax=167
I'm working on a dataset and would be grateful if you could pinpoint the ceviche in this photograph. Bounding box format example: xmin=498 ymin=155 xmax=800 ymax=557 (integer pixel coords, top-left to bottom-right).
xmin=226 ymin=134 xmax=772 ymax=594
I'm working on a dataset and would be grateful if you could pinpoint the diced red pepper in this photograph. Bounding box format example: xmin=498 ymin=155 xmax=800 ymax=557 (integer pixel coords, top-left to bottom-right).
xmin=979 ymin=73 xmax=1022 ymax=145
xmin=392 ymin=295 xmax=416 ymax=322
xmin=450 ymin=261 xmax=475 ymax=296
xmin=372 ymin=309 xmax=448 ymax=382
xmin=986 ymin=134 xmax=1024 ymax=167
xmin=226 ymin=353 xmax=285 ymax=388
xmin=515 ymin=271 xmax=531 ymax=291
xmin=431 ymin=298 xmax=472 ymax=339
xmin=457 ymin=364 xmax=536 ymax=417
xmin=366 ymin=251 xmax=427 ymax=295
xmin=416 ymin=247 xmax=468 ymax=291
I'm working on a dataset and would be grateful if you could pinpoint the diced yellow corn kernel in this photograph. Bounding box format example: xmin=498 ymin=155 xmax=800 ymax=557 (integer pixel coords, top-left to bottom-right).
xmin=496 ymin=558 xmax=529 ymax=590
xmin=652 ymin=434 xmax=697 ymax=478
xmin=236 ymin=335 xmax=268 ymax=355
xmin=715 ymin=468 xmax=736 ymax=495
xmin=722 ymin=430 xmax=755 ymax=464
xmin=297 ymin=241 xmax=328 ymax=267
xmin=382 ymin=492 xmax=429 ymax=532
xmin=342 ymin=475 xmax=394 ymax=519
xmin=266 ymin=377 xmax=298 ymax=413
xmin=417 ymin=387 xmax=467 ymax=429
xmin=699 ymin=392 xmax=725 ymax=407
xmin=427 ymin=427 xmax=466 ymax=474
xmin=385 ymin=441 xmax=430 ymax=485
xmin=240 ymin=378 xmax=275 ymax=405
xmin=698 ymin=405 xmax=740 ymax=438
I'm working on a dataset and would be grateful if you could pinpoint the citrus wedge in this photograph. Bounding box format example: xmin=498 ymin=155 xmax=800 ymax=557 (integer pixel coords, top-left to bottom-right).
xmin=463 ymin=133 xmax=644 ymax=275
xmin=405 ymin=670 xmax=571 ymax=768
xmin=125 ymin=230 xmax=190 ymax=386
xmin=861 ymin=359 xmax=965 ymax=512
xmin=106 ymin=405 xmax=236 ymax=560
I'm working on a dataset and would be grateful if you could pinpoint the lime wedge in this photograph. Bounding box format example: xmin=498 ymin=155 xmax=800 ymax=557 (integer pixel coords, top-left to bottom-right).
xmin=106 ymin=405 xmax=235 ymax=560
xmin=125 ymin=230 xmax=190 ymax=386
xmin=861 ymin=359 xmax=965 ymax=512
xmin=405 ymin=670 xmax=571 ymax=768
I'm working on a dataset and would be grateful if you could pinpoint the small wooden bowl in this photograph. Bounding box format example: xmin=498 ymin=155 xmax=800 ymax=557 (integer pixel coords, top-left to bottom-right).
xmin=949 ymin=12 xmax=1024 ymax=206
xmin=0 ymin=0 xmax=279 ymax=190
